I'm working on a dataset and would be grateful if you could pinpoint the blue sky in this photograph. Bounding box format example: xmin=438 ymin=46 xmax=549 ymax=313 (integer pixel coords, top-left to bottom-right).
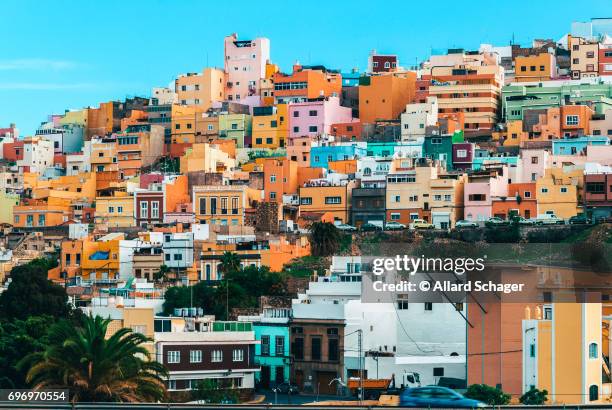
xmin=1 ymin=0 xmax=610 ymax=135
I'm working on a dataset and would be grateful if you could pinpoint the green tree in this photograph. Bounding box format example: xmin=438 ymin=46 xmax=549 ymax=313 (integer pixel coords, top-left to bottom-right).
xmin=464 ymin=384 xmax=511 ymax=405
xmin=0 ymin=259 xmax=70 ymax=320
xmin=0 ymin=316 xmax=53 ymax=389
xmin=219 ymin=252 xmax=241 ymax=277
xmin=519 ymin=387 xmax=548 ymax=405
xmin=309 ymin=222 xmax=341 ymax=257
xmin=193 ymin=379 xmax=239 ymax=404
xmin=23 ymin=315 xmax=168 ymax=403
xmin=154 ymin=264 xmax=171 ymax=283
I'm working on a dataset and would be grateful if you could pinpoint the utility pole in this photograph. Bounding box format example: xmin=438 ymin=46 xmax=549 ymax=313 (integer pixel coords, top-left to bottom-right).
xmin=358 ymin=329 xmax=363 ymax=403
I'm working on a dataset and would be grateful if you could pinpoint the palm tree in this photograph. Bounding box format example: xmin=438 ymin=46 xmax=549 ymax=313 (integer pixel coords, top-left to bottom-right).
xmin=23 ymin=315 xmax=167 ymax=403
xmin=309 ymin=222 xmax=341 ymax=257
xmin=219 ymin=251 xmax=241 ymax=277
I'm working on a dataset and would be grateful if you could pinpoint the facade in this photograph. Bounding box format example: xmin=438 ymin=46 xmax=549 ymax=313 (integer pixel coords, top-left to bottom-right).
xmin=252 ymin=105 xmax=288 ymax=149
xmin=224 ymin=33 xmax=270 ymax=102
xmin=400 ymin=97 xmax=438 ymax=141
xmin=219 ymin=114 xmax=252 ymax=148
xmin=175 ymin=68 xmax=225 ymax=108
xmin=298 ymin=180 xmax=357 ymax=223
xmin=288 ymin=97 xmax=353 ymax=141
xmin=273 ymin=65 xmax=342 ymax=104
xmin=514 ymin=53 xmax=557 ymax=82
xmin=584 ymin=172 xmax=612 ymax=219
xmin=358 ymin=73 xmax=417 ymax=123
xmin=351 ymin=185 xmax=386 ymax=227
xmin=569 ymin=35 xmax=599 ymax=79
xmin=193 ymin=185 xmax=253 ymax=226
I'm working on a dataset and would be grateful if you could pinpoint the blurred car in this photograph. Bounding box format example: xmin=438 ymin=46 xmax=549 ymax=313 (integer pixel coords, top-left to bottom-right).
xmin=399 ymin=386 xmax=486 ymax=408
xmin=455 ymin=220 xmax=478 ymax=228
xmin=385 ymin=221 xmax=406 ymax=230
xmin=273 ymin=382 xmax=299 ymax=395
xmin=485 ymin=217 xmax=510 ymax=227
xmin=536 ymin=214 xmax=564 ymax=225
xmin=336 ymin=223 xmax=357 ymax=232
xmin=410 ymin=219 xmax=435 ymax=230
xmin=569 ymin=215 xmax=591 ymax=225
xmin=360 ymin=223 xmax=382 ymax=232
xmin=513 ymin=216 xmax=536 ymax=225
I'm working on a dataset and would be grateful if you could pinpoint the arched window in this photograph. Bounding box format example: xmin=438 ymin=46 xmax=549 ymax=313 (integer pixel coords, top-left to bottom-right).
xmin=450 ymin=352 xmax=459 ymax=357
xmin=363 ymin=167 xmax=372 ymax=176
xmin=589 ymin=384 xmax=599 ymax=401
xmin=589 ymin=342 xmax=598 ymax=359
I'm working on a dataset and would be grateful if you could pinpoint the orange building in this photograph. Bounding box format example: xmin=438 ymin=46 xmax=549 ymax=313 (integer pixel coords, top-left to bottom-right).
xmin=330 ymin=121 xmax=362 ymax=141
xmin=287 ymin=136 xmax=313 ymax=167
xmin=514 ymin=53 xmax=557 ymax=82
xmin=273 ymin=65 xmax=342 ymax=103
xmin=87 ymin=102 xmax=120 ymax=139
xmin=297 ymin=167 xmax=324 ymax=187
xmin=120 ymin=109 xmax=148 ymax=130
xmin=327 ymin=159 xmax=357 ymax=174
xmin=13 ymin=197 xmax=72 ymax=227
xmin=263 ymin=158 xmax=298 ymax=203
xmin=532 ymin=105 xmax=593 ymax=140
xmin=358 ymin=73 xmax=417 ymax=123
xmin=491 ymin=183 xmax=537 ymax=219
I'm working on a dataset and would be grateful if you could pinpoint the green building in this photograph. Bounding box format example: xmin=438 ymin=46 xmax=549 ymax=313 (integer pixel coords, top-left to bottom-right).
xmin=249 ymin=308 xmax=291 ymax=389
xmin=218 ymin=113 xmax=252 ymax=148
xmin=502 ymin=81 xmax=612 ymax=122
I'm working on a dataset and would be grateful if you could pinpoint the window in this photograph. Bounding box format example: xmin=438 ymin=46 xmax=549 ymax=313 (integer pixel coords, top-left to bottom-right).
xmin=199 ymin=197 xmax=206 ymax=215
xmin=117 ymin=206 xmax=123 ymax=213
xmin=520 ymin=66 xmax=527 ymax=72
xmin=261 ymin=335 xmax=270 ymax=355
xmin=560 ymin=187 xmax=568 ymax=193
xmin=270 ymin=192 xmax=276 ymax=200
xmin=433 ymin=367 xmax=444 ymax=377
xmin=293 ymin=126 xmax=299 ymax=133
xmin=394 ymin=195 xmax=400 ymax=202
xmin=530 ymin=344 xmax=536 ymax=357
xmin=540 ymin=65 xmax=545 ymax=71
xmin=108 ymin=206 xmax=115 ymax=213
xmin=151 ymin=201 xmax=159 ymax=219
xmin=168 ymin=380 xmax=176 ymax=390
xmin=431 ymin=137 xmax=442 ymax=144
xmin=468 ymin=194 xmax=486 ymax=201
xmin=456 ymin=149 xmax=467 ymax=158
xmin=211 ymin=350 xmax=223 ymax=362
xmin=270 ymin=175 xmax=277 ymax=183
xmin=566 ymin=115 xmax=579 ymax=126
xmin=444 ymin=194 xmax=451 ymax=201
xmin=167 ymin=351 xmax=180 ymax=363
xmin=541 ymin=187 xmax=548 ymax=193
xmin=391 ymin=213 xmax=400 ymax=220
xmin=190 ymin=350 xmax=202 ymax=363
xmin=524 ymin=191 xmax=531 ymax=198
xmin=293 ymin=337 xmax=304 ymax=360
xmin=589 ymin=343 xmax=598 ymax=359
xmin=586 ymin=182 xmax=605 ymax=194
xmin=424 ymin=302 xmax=433 ymax=311
xmin=300 ymin=197 xmax=312 ymax=205
xmin=309 ymin=110 xmax=318 ymax=117
xmin=434 ymin=195 xmax=442 ymax=201
xmin=293 ymin=111 xmax=299 ymax=118
xmin=531 ymin=156 xmax=538 ymax=164
xmin=586 ymin=51 xmax=595 ymax=58
xmin=275 ymin=336 xmax=285 ymax=356
xmin=590 ymin=385 xmax=599 ymax=401
xmin=398 ymin=300 xmax=409 ymax=310
xmin=140 ymin=201 xmax=148 ymax=219
xmin=325 ymin=196 xmax=341 ymax=204
xmin=311 ymin=336 xmax=322 ymax=361
xmin=309 ymin=126 xmax=318 ymax=133
xmin=232 ymin=349 xmax=244 ymax=361
xmin=328 ymin=338 xmax=339 ymax=361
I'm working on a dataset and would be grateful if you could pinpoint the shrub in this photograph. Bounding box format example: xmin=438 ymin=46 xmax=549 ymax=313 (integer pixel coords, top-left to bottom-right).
xmin=519 ymin=387 xmax=548 ymax=405
xmin=464 ymin=384 xmax=511 ymax=405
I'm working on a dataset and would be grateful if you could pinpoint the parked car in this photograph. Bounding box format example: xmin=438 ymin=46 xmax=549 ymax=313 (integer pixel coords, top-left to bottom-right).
xmin=273 ymin=382 xmax=299 ymax=395
xmin=485 ymin=217 xmax=510 ymax=227
xmin=385 ymin=221 xmax=406 ymax=230
xmin=569 ymin=215 xmax=591 ymax=225
xmin=360 ymin=223 xmax=382 ymax=232
xmin=409 ymin=219 xmax=435 ymax=230
xmin=399 ymin=386 xmax=486 ymax=408
xmin=536 ymin=214 xmax=564 ymax=225
xmin=513 ymin=216 xmax=536 ymax=226
xmin=336 ymin=223 xmax=357 ymax=232
xmin=455 ymin=220 xmax=478 ymax=229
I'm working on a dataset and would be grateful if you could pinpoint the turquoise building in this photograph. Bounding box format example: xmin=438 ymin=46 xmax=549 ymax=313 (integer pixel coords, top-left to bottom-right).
xmin=552 ymin=136 xmax=610 ymax=155
xmin=251 ymin=308 xmax=291 ymax=389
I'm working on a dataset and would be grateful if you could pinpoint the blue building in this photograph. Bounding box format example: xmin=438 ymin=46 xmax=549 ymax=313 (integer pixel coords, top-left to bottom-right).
xmin=310 ymin=144 xmax=367 ymax=168
xmin=249 ymin=307 xmax=291 ymax=389
xmin=552 ymin=136 xmax=610 ymax=155
xmin=472 ymin=156 xmax=519 ymax=171
xmin=340 ymin=71 xmax=361 ymax=87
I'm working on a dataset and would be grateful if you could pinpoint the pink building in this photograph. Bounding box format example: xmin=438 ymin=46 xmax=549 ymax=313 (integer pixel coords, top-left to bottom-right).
xmin=224 ymin=33 xmax=270 ymax=102
xmin=464 ymin=167 xmax=509 ymax=221
xmin=520 ymin=149 xmax=551 ymax=183
xmin=288 ymin=97 xmax=354 ymax=140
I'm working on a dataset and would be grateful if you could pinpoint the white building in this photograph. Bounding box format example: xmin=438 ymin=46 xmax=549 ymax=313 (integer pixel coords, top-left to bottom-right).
xmin=17 ymin=137 xmax=53 ymax=174
xmin=401 ymin=97 xmax=438 ymax=141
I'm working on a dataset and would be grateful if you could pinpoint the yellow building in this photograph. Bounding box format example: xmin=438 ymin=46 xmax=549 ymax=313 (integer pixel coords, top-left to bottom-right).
xmin=95 ymin=190 xmax=135 ymax=228
xmin=175 ymin=67 xmax=225 ymax=108
xmin=180 ymin=142 xmax=236 ymax=174
xmin=80 ymin=233 xmax=123 ymax=283
xmin=514 ymin=53 xmax=557 ymax=82
xmin=90 ymin=137 xmax=118 ymax=173
xmin=59 ymin=109 xmax=88 ymax=127
xmin=0 ymin=190 xmax=20 ymax=225
xmin=523 ymin=301 xmax=604 ymax=404
xmin=192 ymin=184 xmax=259 ymax=226
xmin=536 ymin=168 xmax=581 ymax=218
xmin=252 ymin=104 xmax=288 ymax=149
xmin=298 ymin=180 xmax=357 ymax=223
xmin=171 ymin=104 xmax=206 ymax=144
